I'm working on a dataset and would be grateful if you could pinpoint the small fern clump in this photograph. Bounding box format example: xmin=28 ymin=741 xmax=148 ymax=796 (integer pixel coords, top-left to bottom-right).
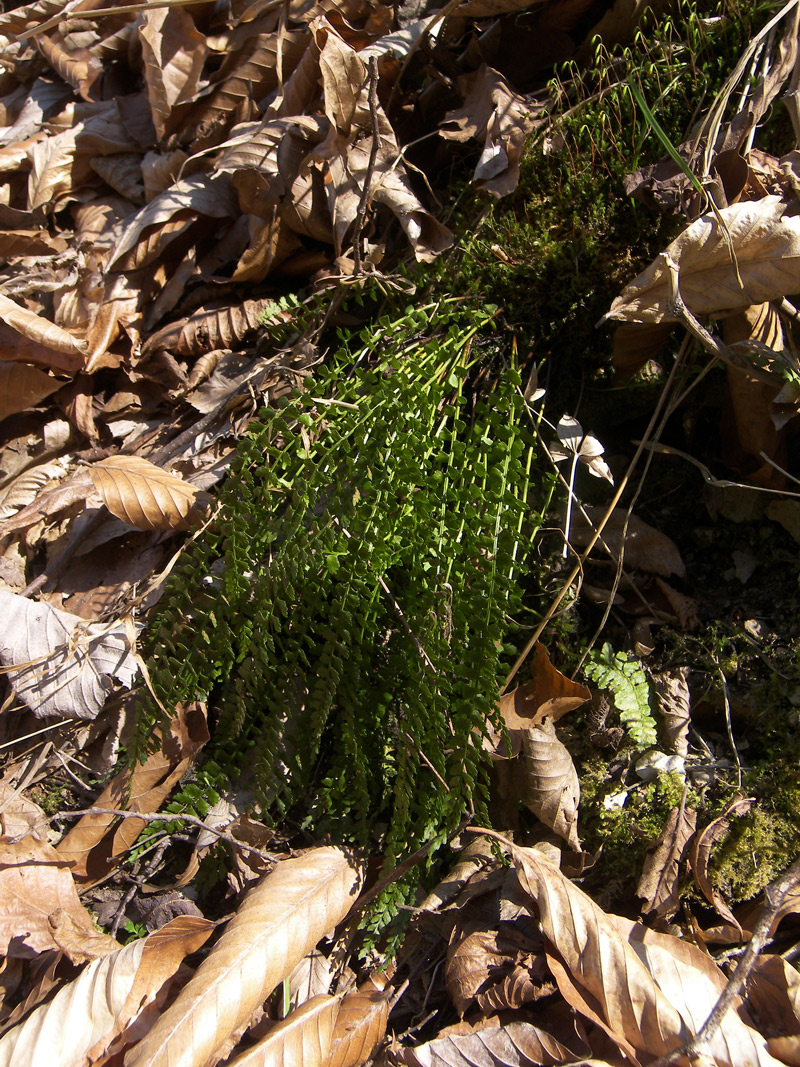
xmin=584 ymin=643 xmax=658 ymax=748
xmin=140 ymin=298 xmax=540 ymax=925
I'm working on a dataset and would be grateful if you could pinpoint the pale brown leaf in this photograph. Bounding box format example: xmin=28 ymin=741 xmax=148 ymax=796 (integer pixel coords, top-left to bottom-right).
xmin=0 ymin=362 xmax=61 ymax=421
xmin=0 ymin=588 xmax=139 ymax=720
xmin=141 ymin=296 xmax=292 ymax=358
xmin=391 ymin=1018 xmax=589 ymax=1067
xmin=612 ymin=915 xmax=784 ymax=1067
xmin=440 ymin=64 xmax=538 ymax=197
xmin=606 ymin=195 xmax=800 ymax=324
xmin=140 ymin=5 xmax=207 ymax=142
xmin=509 ymin=839 xmax=784 ymax=1066
xmin=57 ymin=703 xmax=209 ymax=883
xmin=226 ymin=995 xmax=339 ymax=1067
xmin=653 ymin=667 xmax=691 ymax=757
xmin=508 ymin=840 xmax=690 ymax=1061
xmin=89 ymin=455 xmax=201 ymax=532
xmin=0 ymin=915 xmax=214 ymax=1067
xmin=519 ymin=718 xmax=581 ymax=850
xmin=107 ymin=173 xmax=237 ymax=271
xmin=0 ymin=292 xmax=87 ymax=361
xmin=637 ymin=803 xmax=697 ymax=920
xmin=125 ymin=847 xmax=363 ymax=1067
xmin=0 ymin=229 xmax=67 ymax=256
xmin=0 ymin=835 xmax=119 ymax=963
xmin=446 ymin=927 xmax=508 ymax=1018
xmin=327 ymin=977 xmax=390 ymax=1067
xmin=746 ymin=955 xmax=800 ymax=1039
xmin=0 ymin=781 xmax=48 ymax=839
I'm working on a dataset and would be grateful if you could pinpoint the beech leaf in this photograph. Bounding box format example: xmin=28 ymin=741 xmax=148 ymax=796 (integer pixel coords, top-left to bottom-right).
xmin=519 ymin=718 xmax=581 ymax=850
xmin=89 ymin=455 xmax=201 ymax=531
xmin=125 ymin=847 xmax=363 ymax=1067
xmin=606 ymin=195 xmax=800 ymax=324
xmin=0 ymin=915 xmax=214 ymax=1067
xmin=226 ymin=995 xmax=340 ymax=1067
xmin=0 ymin=588 xmax=139 ymax=720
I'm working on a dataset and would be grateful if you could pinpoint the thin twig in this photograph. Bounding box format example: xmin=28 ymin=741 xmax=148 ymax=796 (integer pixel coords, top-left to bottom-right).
xmin=56 ymin=807 xmax=279 ymax=864
xmin=352 ymin=56 xmax=381 ymax=277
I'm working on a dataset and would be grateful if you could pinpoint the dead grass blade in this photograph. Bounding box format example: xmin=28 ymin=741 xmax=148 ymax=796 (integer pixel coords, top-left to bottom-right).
xmin=125 ymin=847 xmax=363 ymax=1067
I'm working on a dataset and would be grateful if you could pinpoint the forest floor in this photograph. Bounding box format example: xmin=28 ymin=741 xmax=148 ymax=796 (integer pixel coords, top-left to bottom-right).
xmin=1 ymin=0 xmax=800 ymax=1065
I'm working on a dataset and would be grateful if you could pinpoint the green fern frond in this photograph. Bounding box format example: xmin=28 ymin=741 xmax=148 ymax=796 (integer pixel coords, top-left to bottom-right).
xmin=139 ymin=295 xmax=543 ymax=934
xmin=584 ymin=643 xmax=658 ymax=747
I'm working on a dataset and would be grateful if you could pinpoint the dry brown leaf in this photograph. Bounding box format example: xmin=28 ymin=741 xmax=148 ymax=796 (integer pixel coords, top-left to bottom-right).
xmin=89 ymin=455 xmax=201 ymax=532
xmin=612 ymin=914 xmax=784 ymax=1067
xmin=606 ymin=195 xmax=800 ymax=324
xmin=495 ymin=642 xmax=590 ymax=755
xmin=0 ymin=229 xmax=67 ymax=256
xmin=570 ymin=506 xmax=685 ymax=577
xmin=0 ymin=291 xmax=87 ymax=361
xmin=141 ymin=295 xmax=289 ymax=359
xmin=689 ymin=795 xmax=755 ymax=933
xmin=0 ymin=915 xmax=214 ymax=1067
xmin=0 ymin=835 xmax=119 ymax=963
xmin=507 ymin=839 xmax=691 ymax=1061
xmin=0 ymin=780 xmax=48 ymax=839
xmin=519 ymin=718 xmax=581 ymax=850
xmin=446 ymin=926 xmax=508 ymax=1018
xmin=126 ymin=847 xmax=363 ymax=1067
xmin=327 ymin=976 xmax=390 ymax=1067
xmin=226 ymin=995 xmax=340 ymax=1067
xmin=57 ymin=703 xmax=209 ymax=883
xmin=636 ymin=803 xmax=697 ymax=920
xmin=747 ymin=955 xmax=800 ymax=1040
xmin=440 ymin=65 xmax=537 ymax=197
xmin=653 ymin=667 xmax=691 ymax=757
xmin=107 ymin=173 xmax=237 ymax=271
xmin=140 ymin=5 xmax=207 ymax=142
xmin=391 ymin=1018 xmax=590 ymax=1067
xmin=0 ymin=362 xmax=61 ymax=421
xmin=0 ymin=588 xmax=139 ymax=720
xmin=507 ymin=839 xmax=784 ymax=1066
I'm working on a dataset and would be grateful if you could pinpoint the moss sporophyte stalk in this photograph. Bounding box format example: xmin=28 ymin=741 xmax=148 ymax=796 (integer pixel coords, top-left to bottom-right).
xmin=138 ymin=298 xmax=543 ymax=929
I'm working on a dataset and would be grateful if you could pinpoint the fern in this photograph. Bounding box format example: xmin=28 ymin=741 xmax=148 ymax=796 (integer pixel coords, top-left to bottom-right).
xmin=584 ymin=643 xmax=658 ymax=748
xmin=138 ymin=296 xmax=542 ymax=929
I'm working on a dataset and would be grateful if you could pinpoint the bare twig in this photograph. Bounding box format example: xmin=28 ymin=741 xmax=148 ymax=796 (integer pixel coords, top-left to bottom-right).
xmin=352 ymin=56 xmax=381 ymax=277
xmin=56 ymin=807 xmax=279 ymax=864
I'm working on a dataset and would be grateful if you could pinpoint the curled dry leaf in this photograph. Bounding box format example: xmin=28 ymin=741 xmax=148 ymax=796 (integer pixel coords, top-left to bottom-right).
xmin=519 ymin=718 xmax=581 ymax=850
xmin=0 ymin=835 xmax=119 ymax=963
xmin=689 ymin=795 xmax=755 ymax=933
xmin=0 ymin=291 xmax=87 ymax=363
xmin=226 ymin=994 xmax=340 ymax=1067
xmin=0 ymin=588 xmax=139 ymax=720
xmin=506 ymin=838 xmax=784 ymax=1067
xmin=439 ymin=64 xmax=537 ymax=197
xmin=506 ymin=839 xmax=690 ymax=1061
xmin=636 ymin=803 xmax=697 ymax=921
xmin=89 ymin=455 xmax=202 ymax=531
xmin=606 ymin=195 xmax=800 ymax=324
xmin=126 ymin=847 xmax=363 ymax=1067
xmin=0 ymin=915 xmax=214 ymax=1067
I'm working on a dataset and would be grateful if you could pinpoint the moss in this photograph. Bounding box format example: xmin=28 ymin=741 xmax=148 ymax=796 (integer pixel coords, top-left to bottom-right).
xmin=428 ymin=0 xmax=787 ymax=420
